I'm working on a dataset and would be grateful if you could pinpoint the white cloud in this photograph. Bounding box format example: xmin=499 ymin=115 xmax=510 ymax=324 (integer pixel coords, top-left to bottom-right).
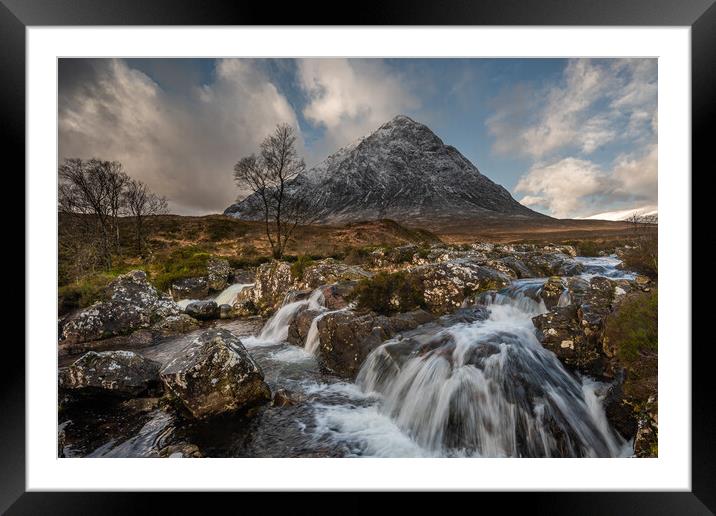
xmin=297 ymin=59 xmax=419 ymax=157
xmin=487 ymin=58 xmax=657 ymax=159
xmin=59 ymin=59 xmax=301 ymax=214
xmin=515 ymin=144 xmax=657 ymax=218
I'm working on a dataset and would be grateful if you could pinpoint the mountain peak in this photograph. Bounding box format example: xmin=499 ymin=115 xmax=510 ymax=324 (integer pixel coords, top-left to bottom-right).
xmin=226 ymin=116 xmax=548 ymax=227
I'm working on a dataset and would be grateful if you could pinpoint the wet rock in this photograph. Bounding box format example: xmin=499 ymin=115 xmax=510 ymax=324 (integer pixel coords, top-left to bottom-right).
xmin=152 ymin=314 xmax=200 ymax=336
xmin=159 ymin=328 xmax=271 ymax=419
xmin=532 ymin=306 xmax=606 ymax=377
xmin=287 ymin=307 xmax=322 ymax=346
xmin=523 ymin=252 xmax=584 ymax=277
xmin=300 ymin=259 xmax=372 ymax=289
xmin=282 ymin=289 xmax=313 ymax=304
xmin=272 ymin=388 xmax=304 ymax=407
xmin=61 ymin=271 xmax=182 ymax=345
xmin=207 ymin=258 xmax=232 ymax=292
xmin=120 ymin=397 xmax=161 ymax=414
xmin=218 ymin=304 xmax=234 ymax=319
xmin=185 ymin=300 xmax=219 ymax=320
xmin=539 ymin=276 xmax=565 ymax=309
xmin=408 ymin=259 xmax=511 ymax=314
xmin=170 ymin=276 xmax=209 ymax=301
xmin=59 ymin=350 xmax=161 ymax=398
xmin=315 ymin=309 xmax=435 ymax=378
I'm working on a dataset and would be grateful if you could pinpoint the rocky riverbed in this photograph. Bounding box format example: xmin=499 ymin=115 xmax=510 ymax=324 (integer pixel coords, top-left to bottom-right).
xmin=58 ymin=242 xmax=657 ymax=458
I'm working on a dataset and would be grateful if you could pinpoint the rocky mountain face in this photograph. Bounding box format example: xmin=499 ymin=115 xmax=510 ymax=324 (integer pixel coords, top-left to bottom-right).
xmin=225 ymin=115 xmax=548 ymax=227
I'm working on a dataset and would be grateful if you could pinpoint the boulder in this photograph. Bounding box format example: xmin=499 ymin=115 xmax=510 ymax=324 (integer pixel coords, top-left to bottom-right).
xmin=218 ymin=304 xmax=234 ymax=319
xmin=170 ymin=276 xmax=209 ymax=301
xmin=316 ymin=281 xmax=357 ymax=310
xmin=496 ymin=256 xmax=534 ymax=278
xmin=247 ymin=261 xmax=295 ymax=311
xmin=59 ymin=350 xmax=161 ymax=398
xmin=522 ymin=252 xmax=584 ymax=277
xmin=539 ymin=276 xmax=565 ymax=309
xmin=314 ymin=309 xmax=435 ymax=378
xmin=408 ymin=259 xmax=510 ymax=314
xmin=206 ymin=258 xmax=232 ymax=292
xmin=159 ymin=328 xmax=271 ymax=419
xmin=272 ymin=388 xmax=305 ymax=407
xmin=61 ymin=271 xmax=182 ymax=345
xmin=232 ymin=268 xmax=255 ymax=284
xmin=185 ymin=300 xmax=219 ymax=320
xmin=286 ymin=307 xmax=322 ymax=346
xmin=300 ymin=259 xmax=372 ymax=289
xmin=152 ymin=314 xmax=200 ymax=336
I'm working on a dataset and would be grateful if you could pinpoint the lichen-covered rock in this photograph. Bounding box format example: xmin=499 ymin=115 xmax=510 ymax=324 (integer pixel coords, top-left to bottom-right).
xmin=185 ymin=300 xmax=219 ymax=320
xmin=59 ymin=350 xmax=161 ymax=397
xmin=496 ymin=255 xmax=534 ymax=278
xmin=314 ymin=309 xmax=435 ymax=378
xmin=232 ymin=268 xmax=255 ymax=284
xmin=408 ymin=259 xmax=510 ymax=314
xmin=539 ymin=276 xmax=565 ymax=309
xmin=152 ymin=314 xmax=200 ymax=336
xmin=532 ymin=277 xmax=618 ymax=378
xmin=243 ymin=261 xmax=295 ymax=312
xmin=61 ymin=271 xmax=182 ymax=345
xmin=522 ymin=252 xmax=584 ymax=277
xmin=206 ymin=258 xmax=232 ymax=292
xmin=159 ymin=328 xmax=271 ymax=419
xmin=300 ymin=259 xmax=372 ymax=289
xmin=170 ymin=276 xmax=209 ymax=301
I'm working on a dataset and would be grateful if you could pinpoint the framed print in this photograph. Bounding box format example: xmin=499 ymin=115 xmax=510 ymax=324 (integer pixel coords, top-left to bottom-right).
xmin=6 ymin=0 xmax=711 ymax=512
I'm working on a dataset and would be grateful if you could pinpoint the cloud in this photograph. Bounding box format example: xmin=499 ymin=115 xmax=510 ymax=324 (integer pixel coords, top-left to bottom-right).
xmin=487 ymin=59 xmax=657 ymax=159
xmin=515 ymin=144 xmax=657 ymax=218
xmin=59 ymin=58 xmax=301 ymax=214
xmin=297 ymin=59 xmax=419 ymax=156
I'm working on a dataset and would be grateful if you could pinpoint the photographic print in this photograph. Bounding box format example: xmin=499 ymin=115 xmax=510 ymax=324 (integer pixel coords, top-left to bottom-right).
xmin=57 ymin=57 xmax=658 ymax=459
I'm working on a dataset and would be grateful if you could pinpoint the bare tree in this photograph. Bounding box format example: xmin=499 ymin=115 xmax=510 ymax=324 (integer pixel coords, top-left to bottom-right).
xmin=233 ymin=124 xmax=315 ymax=259
xmin=58 ymin=158 xmax=124 ymax=268
xmin=124 ymin=178 xmax=169 ymax=256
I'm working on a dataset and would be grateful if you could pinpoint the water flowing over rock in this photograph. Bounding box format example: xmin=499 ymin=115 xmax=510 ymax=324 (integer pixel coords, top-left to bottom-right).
xmin=159 ymin=329 xmax=271 ymax=419
xmin=59 ymin=350 xmax=161 ymax=398
xmin=61 ymin=271 xmax=182 ymax=346
xmin=356 ymin=284 xmax=626 ymax=457
xmin=313 ymin=309 xmax=435 ymax=378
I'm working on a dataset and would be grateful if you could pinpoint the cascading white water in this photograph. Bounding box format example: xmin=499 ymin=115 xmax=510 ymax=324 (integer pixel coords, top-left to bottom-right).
xmin=304 ymin=308 xmax=349 ymax=354
xmin=356 ymin=281 xmax=628 ymax=458
xmin=214 ymin=283 xmax=253 ymax=306
xmin=244 ymin=289 xmax=325 ymax=346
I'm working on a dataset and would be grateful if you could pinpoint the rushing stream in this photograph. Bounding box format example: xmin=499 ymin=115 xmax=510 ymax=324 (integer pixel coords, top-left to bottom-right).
xmin=61 ymin=255 xmax=635 ymax=458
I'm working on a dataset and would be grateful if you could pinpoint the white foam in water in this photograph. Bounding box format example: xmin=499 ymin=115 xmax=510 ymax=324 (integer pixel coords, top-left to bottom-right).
xmin=355 ymin=286 xmax=627 ymax=457
xmin=176 ymin=298 xmax=200 ymax=309
xmin=214 ymin=283 xmax=253 ymax=306
xmin=243 ymin=289 xmax=325 ymax=347
xmin=269 ymin=346 xmax=314 ymax=363
xmin=576 ymin=254 xmax=636 ymax=281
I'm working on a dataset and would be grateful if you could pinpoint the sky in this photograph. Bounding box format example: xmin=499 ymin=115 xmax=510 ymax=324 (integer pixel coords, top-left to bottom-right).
xmin=58 ymin=58 xmax=657 ymax=219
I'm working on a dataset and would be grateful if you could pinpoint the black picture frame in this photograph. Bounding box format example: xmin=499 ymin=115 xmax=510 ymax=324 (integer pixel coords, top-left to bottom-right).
xmin=5 ymin=0 xmax=708 ymax=512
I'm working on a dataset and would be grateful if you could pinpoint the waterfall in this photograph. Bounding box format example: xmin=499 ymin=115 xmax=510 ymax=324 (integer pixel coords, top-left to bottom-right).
xmin=244 ymin=289 xmax=325 ymax=346
xmin=304 ymin=308 xmax=348 ymax=354
xmin=214 ymin=283 xmax=253 ymax=306
xmin=355 ymin=281 xmax=627 ymax=458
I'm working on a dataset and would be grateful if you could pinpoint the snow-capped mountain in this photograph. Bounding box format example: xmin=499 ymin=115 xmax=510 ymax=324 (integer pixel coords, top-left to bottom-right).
xmin=225 ymin=115 xmax=548 ymax=225
xmin=582 ymin=206 xmax=658 ymax=222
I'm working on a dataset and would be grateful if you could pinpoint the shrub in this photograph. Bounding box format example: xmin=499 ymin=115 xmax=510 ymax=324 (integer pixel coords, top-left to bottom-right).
xmin=351 ymin=271 xmax=425 ymax=315
xmin=290 ymin=255 xmax=315 ymax=280
xmin=604 ymin=289 xmax=658 ymax=366
xmin=153 ymin=246 xmax=212 ymax=291
xmin=622 ymin=234 xmax=658 ymax=278
xmin=343 ymin=246 xmax=371 ymax=265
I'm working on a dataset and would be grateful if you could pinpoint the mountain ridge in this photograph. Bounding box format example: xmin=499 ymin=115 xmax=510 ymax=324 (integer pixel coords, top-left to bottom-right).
xmin=225 ymin=115 xmax=549 ymax=227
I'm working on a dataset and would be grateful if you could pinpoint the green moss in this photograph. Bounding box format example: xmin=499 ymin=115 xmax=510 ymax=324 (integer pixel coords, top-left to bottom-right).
xmin=605 ymin=289 xmax=658 ymax=365
xmin=152 ymin=246 xmax=212 ymax=291
xmin=351 ymin=271 xmax=425 ymax=316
